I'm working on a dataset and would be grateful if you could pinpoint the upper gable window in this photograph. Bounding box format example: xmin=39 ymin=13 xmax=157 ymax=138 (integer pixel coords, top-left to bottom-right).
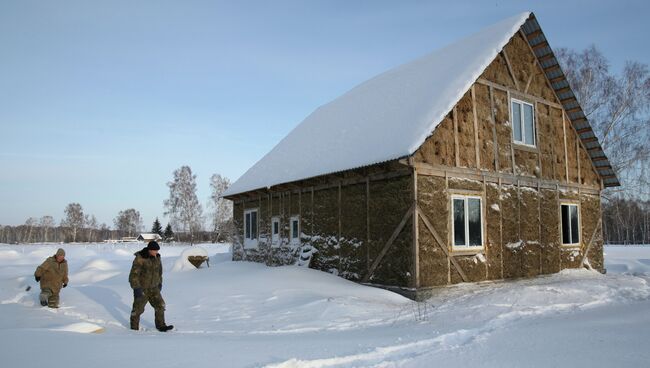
xmin=511 ymin=99 xmax=536 ymax=146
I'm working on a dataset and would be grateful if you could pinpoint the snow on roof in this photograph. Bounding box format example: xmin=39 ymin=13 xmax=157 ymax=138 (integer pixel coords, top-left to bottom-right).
xmin=224 ymin=12 xmax=531 ymax=197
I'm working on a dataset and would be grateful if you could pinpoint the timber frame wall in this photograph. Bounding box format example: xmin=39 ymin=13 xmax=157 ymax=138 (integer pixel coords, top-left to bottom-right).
xmin=229 ymin=28 xmax=606 ymax=300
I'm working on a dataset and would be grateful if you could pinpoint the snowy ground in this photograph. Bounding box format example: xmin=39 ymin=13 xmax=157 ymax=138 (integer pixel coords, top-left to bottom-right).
xmin=0 ymin=243 xmax=648 ymax=367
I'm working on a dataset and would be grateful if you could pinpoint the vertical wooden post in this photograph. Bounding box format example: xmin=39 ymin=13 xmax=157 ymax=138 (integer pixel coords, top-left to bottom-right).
xmin=507 ymin=90 xmax=516 ymax=174
xmin=556 ymin=183 xmax=562 ymax=271
xmin=412 ymin=167 xmax=420 ymax=289
xmin=576 ymin=137 xmax=581 ymax=184
xmin=299 ymin=189 xmax=302 ymax=247
xmin=471 ymin=85 xmax=480 ymax=169
xmin=453 ymin=106 xmax=460 ymax=167
xmin=499 ymin=177 xmax=504 ymax=279
xmin=483 ymin=175 xmax=488 ymax=280
xmin=538 ymin=182 xmax=542 ymax=275
xmin=535 ymin=102 xmax=543 ymax=177
xmin=490 ymin=85 xmax=500 ymax=172
xmin=445 ymin=170 xmax=451 ymax=284
xmin=562 ymin=110 xmax=569 ymax=183
xmin=338 ymin=181 xmax=342 ymax=274
xmin=366 ymin=177 xmax=370 ymax=273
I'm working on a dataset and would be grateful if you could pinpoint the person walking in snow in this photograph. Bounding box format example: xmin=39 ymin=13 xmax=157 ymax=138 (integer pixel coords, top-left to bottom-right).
xmin=128 ymin=241 xmax=173 ymax=332
xmin=34 ymin=248 xmax=69 ymax=308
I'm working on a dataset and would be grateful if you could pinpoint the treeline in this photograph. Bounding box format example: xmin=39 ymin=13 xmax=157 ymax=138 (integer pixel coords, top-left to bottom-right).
xmin=0 ymin=216 xmax=235 ymax=245
xmin=0 ymin=167 xmax=235 ymax=245
xmin=602 ymin=197 xmax=650 ymax=245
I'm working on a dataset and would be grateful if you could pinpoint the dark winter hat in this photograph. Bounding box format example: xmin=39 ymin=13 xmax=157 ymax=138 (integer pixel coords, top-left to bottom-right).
xmin=56 ymin=248 xmax=65 ymax=257
xmin=147 ymin=241 xmax=160 ymax=251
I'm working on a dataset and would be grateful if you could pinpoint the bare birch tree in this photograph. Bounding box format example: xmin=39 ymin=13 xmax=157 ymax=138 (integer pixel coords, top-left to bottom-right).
xmin=40 ymin=215 xmax=55 ymax=242
xmin=164 ymin=166 xmax=203 ymax=244
xmin=114 ymin=209 xmax=142 ymax=237
xmin=85 ymin=214 xmax=98 ymax=242
xmin=557 ymin=46 xmax=650 ymax=196
xmin=208 ymin=173 xmax=232 ymax=242
xmin=62 ymin=203 xmax=84 ymax=242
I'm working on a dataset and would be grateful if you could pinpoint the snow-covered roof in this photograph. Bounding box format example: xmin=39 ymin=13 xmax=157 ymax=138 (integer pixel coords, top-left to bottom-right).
xmin=224 ymin=12 xmax=531 ymax=197
xmin=137 ymin=233 xmax=163 ymax=241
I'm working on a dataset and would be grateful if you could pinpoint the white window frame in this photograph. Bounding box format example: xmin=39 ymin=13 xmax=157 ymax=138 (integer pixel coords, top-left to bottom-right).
xmin=451 ymin=195 xmax=484 ymax=250
xmin=511 ymin=98 xmax=536 ymax=147
xmin=290 ymin=215 xmax=300 ymax=245
xmin=271 ymin=216 xmax=280 ymax=246
xmin=243 ymin=208 xmax=259 ymax=248
xmin=560 ymin=203 xmax=581 ymax=246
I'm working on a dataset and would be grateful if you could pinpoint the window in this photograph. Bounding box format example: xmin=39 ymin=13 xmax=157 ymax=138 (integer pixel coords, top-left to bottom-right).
xmin=561 ymin=204 xmax=580 ymax=245
xmin=511 ymin=99 xmax=535 ymax=146
xmin=244 ymin=209 xmax=258 ymax=246
xmin=452 ymin=196 xmax=483 ymax=248
xmin=290 ymin=216 xmax=300 ymax=245
xmin=271 ymin=217 xmax=280 ymax=245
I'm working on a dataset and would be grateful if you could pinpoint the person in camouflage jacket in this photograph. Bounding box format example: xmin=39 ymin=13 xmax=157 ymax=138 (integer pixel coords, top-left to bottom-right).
xmin=34 ymin=248 xmax=68 ymax=308
xmin=128 ymin=241 xmax=173 ymax=332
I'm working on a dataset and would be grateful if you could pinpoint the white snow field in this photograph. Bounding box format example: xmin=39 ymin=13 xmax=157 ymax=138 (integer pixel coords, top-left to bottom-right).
xmin=0 ymin=243 xmax=648 ymax=367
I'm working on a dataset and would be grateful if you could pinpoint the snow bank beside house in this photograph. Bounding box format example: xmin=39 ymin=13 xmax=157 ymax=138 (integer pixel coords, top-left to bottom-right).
xmin=0 ymin=243 xmax=648 ymax=367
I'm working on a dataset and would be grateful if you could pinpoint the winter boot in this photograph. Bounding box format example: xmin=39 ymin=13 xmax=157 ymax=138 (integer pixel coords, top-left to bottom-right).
xmin=39 ymin=292 xmax=49 ymax=307
xmin=157 ymin=325 xmax=174 ymax=332
xmin=130 ymin=316 xmax=140 ymax=331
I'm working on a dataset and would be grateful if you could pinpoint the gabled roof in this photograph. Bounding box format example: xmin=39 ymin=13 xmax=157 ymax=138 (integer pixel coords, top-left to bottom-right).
xmin=224 ymin=12 xmax=618 ymax=198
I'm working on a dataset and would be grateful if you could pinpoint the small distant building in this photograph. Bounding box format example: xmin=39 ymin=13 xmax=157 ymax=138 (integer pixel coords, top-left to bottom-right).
xmin=137 ymin=233 xmax=163 ymax=242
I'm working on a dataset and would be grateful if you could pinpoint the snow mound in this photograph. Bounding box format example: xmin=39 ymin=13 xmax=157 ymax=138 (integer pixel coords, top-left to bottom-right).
xmin=51 ymin=322 xmax=105 ymax=334
xmin=171 ymin=247 xmax=209 ymax=272
xmin=70 ymin=259 xmax=120 ymax=284
xmin=0 ymin=249 xmax=20 ymax=260
xmin=113 ymin=248 xmax=133 ymax=257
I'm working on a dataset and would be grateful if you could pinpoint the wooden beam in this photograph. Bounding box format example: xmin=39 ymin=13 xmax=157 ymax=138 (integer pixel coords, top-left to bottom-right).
xmin=525 ymin=30 xmax=543 ymax=39
xmin=543 ymin=64 xmax=561 ymax=74
xmin=475 ymin=78 xmax=563 ymax=109
xmin=501 ymin=50 xmax=520 ymax=91
xmin=412 ymin=169 xmax=419 ymax=289
xmin=524 ymin=62 xmax=536 ymax=94
xmin=418 ymin=207 xmax=469 ymax=282
xmin=366 ymin=178 xmax=370 ymax=273
xmin=576 ymin=127 xmax=592 ymax=134
xmin=538 ymin=53 xmax=555 ymax=63
xmin=582 ymin=137 xmax=599 ymax=143
xmin=490 ymin=85 xmax=499 ymax=171
xmin=555 ymin=86 xmax=571 ymax=94
xmin=560 ymin=96 xmax=577 ymax=104
xmin=453 ymin=106 xmax=460 ymax=167
xmin=565 ymin=106 xmax=582 ymax=114
xmin=471 ymin=85 xmax=480 ymax=168
xmin=532 ymin=41 xmax=549 ymax=51
xmin=562 ymin=110 xmax=569 ymax=183
xmin=579 ymin=218 xmax=602 ymax=268
xmin=549 ymin=75 xmax=565 ymax=84
xmin=362 ymin=203 xmax=415 ymax=283
xmin=592 ymin=156 xmax=608 ymax=162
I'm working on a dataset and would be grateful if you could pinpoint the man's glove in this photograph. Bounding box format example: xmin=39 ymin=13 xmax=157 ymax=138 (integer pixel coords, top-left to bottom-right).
xmin=158 ymin=283 xmax=162 ymax=291
xmin=35 ymin=276 xmax=40 ymax=282
xmin=62 ymin=283 xmax=67 ymax=288
xmin=133 ymin=288 xmax=144 ymax=298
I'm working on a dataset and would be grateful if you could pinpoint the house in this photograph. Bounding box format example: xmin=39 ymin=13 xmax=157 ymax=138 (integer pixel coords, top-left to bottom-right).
xmin=137 ymin=233 xmax=163 ymax=243
xmin=222 ymin=12 xmax=618 ymax=300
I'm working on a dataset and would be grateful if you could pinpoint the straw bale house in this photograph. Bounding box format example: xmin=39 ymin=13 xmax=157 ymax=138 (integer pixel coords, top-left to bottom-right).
xmin=223 ymin=12 xmax=619 ymax=299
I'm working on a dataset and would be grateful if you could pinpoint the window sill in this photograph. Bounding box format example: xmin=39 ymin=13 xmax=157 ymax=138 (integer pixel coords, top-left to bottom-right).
xmin=561 ymin=243 xmax=581 ymax=248
xmin=513 ymin=143 xmax=539 ymax=153
xmin=451 ymin=247 xmax=484 ymax=256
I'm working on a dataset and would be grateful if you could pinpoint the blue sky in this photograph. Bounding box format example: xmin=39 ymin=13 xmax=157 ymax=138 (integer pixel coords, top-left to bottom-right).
xmin=1 ymin=0 xmax=648 ymax=228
